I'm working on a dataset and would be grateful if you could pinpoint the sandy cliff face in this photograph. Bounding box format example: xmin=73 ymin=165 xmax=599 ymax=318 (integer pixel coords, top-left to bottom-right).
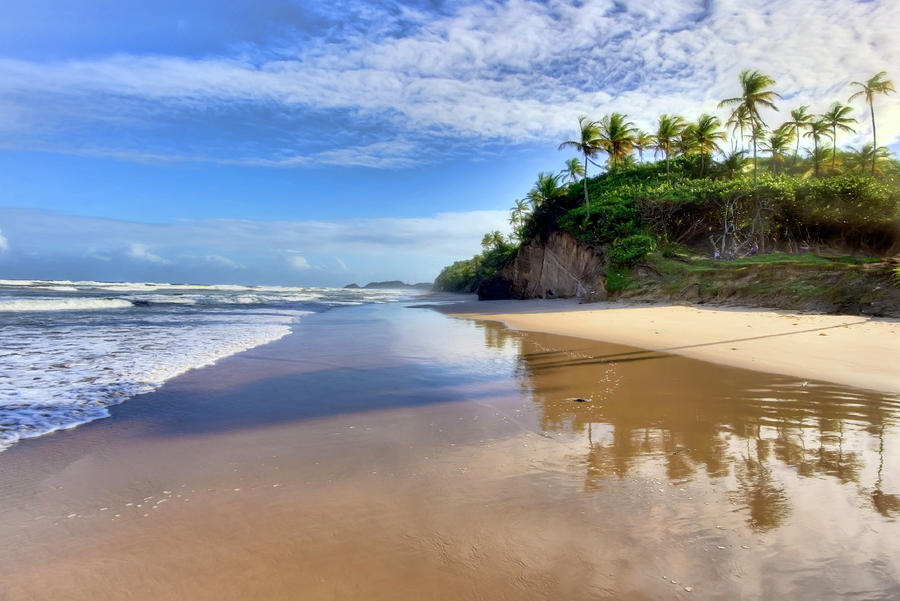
xmin=479 ymin=231 xmax=606 ymax=300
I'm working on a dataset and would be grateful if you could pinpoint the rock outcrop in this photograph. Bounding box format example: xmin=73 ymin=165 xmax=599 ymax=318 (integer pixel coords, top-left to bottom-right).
xmin=478 ymin=231 xmax=607 ymax=300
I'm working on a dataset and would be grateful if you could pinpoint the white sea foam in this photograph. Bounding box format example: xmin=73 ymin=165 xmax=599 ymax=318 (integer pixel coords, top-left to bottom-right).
xmin=0 ymin=280 xmax=424 ymax=451
xmin=0 ymin=298 xmax=134 ymax=312
xmin=35 ymin=285 xmax=80 ymax=292
xmin=0 ymin=308 xmax=306 ymax=451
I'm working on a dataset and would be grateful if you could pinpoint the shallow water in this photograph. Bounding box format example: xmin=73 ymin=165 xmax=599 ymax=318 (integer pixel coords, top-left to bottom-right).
xmin=0 ymin=279 xmax=413 ymax=450
xmin=0 ymin=302 xmax=897 ymax=600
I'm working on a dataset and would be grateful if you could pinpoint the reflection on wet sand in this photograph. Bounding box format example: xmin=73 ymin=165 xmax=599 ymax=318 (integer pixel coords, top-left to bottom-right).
xmin=476 ymin=319 xmax=900 ymax=529
xmin=2 ymin=305 xmax=899 ymax=601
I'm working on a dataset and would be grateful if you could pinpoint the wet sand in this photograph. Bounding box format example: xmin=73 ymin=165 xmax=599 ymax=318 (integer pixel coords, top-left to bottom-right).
xmin=1 ymin=302 xmax=899 ymax=600
xmin=438 ymin=299 xmax=900 ymax=394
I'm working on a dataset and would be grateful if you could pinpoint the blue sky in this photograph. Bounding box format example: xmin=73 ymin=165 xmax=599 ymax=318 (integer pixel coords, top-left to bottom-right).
xmin=1 ymin=0 xmax=898 ymax=285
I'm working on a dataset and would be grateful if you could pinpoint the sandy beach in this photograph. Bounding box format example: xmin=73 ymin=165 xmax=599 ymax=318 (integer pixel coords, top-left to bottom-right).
xmin=439 ymin=299 xmax=900 ymax=395
xmin=2 ymin=301 xmax=899 ymax=600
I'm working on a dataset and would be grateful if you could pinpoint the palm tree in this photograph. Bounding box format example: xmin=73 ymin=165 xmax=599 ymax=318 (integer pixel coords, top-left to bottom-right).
xmin=654 ymin=114 xmax=686 ymax=181
xmin=559 ymin=116 xmax=602 ymax=216
xmin=509 ymin=198 xmax=531 ymax=233
xmin=691 ymin=114 xmax=726 ymax=176
xmin=761 ymin=125 xmax=793 ymax=174
xmin=719 ymin=70 xmax=781 ymax=188
xmin=849 ymin=71 xmax=895 ymax=174
xmin=784 ymin=106 xmax=814 ymax=169
xmin=719 ymin=148 xmax=749 ymax=178
xmin=804 ymin=119 xmax=831 ymax=177
xmin=633 ymin=130 xmax=654 ymax=163
xmin=677 ymin=123 xmax=699 ymax=157
xmin=559 ymin=157 xmax=585 ymax=185
xmin=821 ymin=102 xmax=857 ymax=172
xmin=598 ymin=113 xmax=637 ymax=170
xmin=481 ymin=230 xmax=507 ymax=252
xmin=526 ymin=172 xmax=563 ymax=209
xmin=725 ymin=104 xmax=751 ymax=152
xmin=844 ymin=143 xmax=890 ymax=175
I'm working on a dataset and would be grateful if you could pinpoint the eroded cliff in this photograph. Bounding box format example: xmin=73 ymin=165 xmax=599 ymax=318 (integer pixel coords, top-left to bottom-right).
xmin=478 ymin=231 xmax=606 ymax=300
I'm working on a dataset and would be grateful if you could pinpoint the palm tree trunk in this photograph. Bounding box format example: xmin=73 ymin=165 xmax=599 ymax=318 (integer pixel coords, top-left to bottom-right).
xmin=813 ymin=138 xmax=819 ymax=177
xmin=583 ymin=150 xmax=590 ymax=218
xmin=665 ymin=148 xmax=670 ymax=181
xmin=752 ymin=125 xmax=758 ymax=189
xmin=870 ymin=100 xmax=877 ymax=176
xmin=832 ymin=125 xmax=837 ymax=172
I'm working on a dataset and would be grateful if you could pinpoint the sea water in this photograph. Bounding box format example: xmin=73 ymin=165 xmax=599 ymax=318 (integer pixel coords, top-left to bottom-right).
xmin=0 ymin=279 xmax=416 ymax=451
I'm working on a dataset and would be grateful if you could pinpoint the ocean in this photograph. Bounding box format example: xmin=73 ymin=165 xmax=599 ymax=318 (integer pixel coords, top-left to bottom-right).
xmin=0 ymin=278 xmax=419 ymax=451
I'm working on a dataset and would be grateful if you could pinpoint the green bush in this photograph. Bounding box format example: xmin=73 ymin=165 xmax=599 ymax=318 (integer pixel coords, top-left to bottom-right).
xmin=558 ymin=195 xmax=641 ymax=244
xmin=432 ymin=238 xmax=518 ymax=293
xmin=433 ymin=257 xmax=481 ymax=293
xmin=609 ymin=234 xmax=656 ymax=266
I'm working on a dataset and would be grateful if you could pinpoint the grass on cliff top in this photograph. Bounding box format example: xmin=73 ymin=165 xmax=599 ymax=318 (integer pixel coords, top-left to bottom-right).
xmin=657 ymin=252 xmax=882 ymax=275
xmin=621 ymin=251 xmax=891 ymax=298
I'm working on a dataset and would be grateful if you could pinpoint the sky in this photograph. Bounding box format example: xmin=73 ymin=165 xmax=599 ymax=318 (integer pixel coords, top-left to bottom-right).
xmin=0 ymin=0 xmax=898 ymax=286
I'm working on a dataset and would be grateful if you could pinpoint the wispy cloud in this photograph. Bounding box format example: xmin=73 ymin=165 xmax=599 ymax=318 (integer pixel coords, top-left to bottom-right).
xmin=1 ymin=1 xmax=897 ymax=166
xmin=286 ymin=254 xmax=311 ymax=270
xmin=12 ymin=209 xmax=509 ymax=256
xmin=127 ymin=242 xmax=169 ymax=264
xmin=0 ymin=227 xmax=8 ymax=252
xmin=205 ymin=254 xmax=243 ymax=268
xmin=0 ymin=207 xmax=510 ymax=284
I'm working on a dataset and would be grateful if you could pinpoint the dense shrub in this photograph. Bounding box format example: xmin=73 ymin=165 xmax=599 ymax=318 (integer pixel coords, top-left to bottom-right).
xmin=609 ymin=234 xmax=656 ymax=266
xmin=558 ymin=195 xmax=642 ymax=243
xmin=436 ymin=159 xmax=900 ymax=294
xmin=433 ymin=242 xmax=518 ymax=293
xmin=433 ymin=257 xmax=481 ymax=293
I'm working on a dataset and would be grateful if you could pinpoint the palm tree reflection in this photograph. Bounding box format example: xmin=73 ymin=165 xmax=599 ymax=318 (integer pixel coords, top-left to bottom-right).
xmin=475 ymin=321 xmax=900 ymax=530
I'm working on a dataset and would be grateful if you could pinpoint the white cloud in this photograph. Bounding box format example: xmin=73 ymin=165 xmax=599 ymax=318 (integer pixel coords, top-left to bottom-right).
xmin=286 ymin=254 xmax=311 ymax=270
xmin=127 ymin=242 xmax=169 ymax=264
xmin=0 ymin=227 xmax=8 ymax=252
xmin=0 ymin=1 xmax=898 ymax=164
xmin=0 ymin=207 xmax=510 ymax=284
xmin=205 ymin=254 xmax=243 ymax=268
xmin=335 ymin=257 xmax=349 ymax=272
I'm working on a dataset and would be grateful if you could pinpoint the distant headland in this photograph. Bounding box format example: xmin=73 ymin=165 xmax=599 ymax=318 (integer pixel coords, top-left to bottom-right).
xmin=344 ymin=281 xmax=433 ymax=290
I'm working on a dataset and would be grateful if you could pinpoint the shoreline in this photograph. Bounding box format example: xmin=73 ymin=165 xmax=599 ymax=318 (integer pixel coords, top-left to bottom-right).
xmin=3 ymin=301 xmax=900 ymax=599
xmin=436 ymin=298 xmax=900 ymax=395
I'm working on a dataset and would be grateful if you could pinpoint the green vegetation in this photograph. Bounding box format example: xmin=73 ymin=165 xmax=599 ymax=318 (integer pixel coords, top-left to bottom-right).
xmin=434 ymin=70 xmax=900 ymax=304
xmin=433 ymin=231 xmax=517 ymax=293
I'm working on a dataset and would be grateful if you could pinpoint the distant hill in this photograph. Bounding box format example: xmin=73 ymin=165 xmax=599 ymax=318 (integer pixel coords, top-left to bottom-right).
xmin=344 ymin=281 xmax=432 ymax=290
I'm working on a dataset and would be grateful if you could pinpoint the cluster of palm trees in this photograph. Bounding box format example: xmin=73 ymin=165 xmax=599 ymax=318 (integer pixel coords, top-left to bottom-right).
xmin=556 ymin=70 xmax=895 ymax=210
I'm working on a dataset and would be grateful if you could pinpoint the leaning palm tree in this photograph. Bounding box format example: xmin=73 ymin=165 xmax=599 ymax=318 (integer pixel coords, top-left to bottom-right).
xmin=849 ymin=71 xmax=895 ymax=175
xmin=719 ymin=148 xmax=749 ymax=178
xmin=844 ymin=143 xmax=890 ymax=175
xmin=760 ymin=125 xmax=793 ymax=175
xmin=559 ymin=116 xmax=602 ymax=216
xmin=559 ymin=157 xmax=585 ymax=185
xmin=526 ymin=172 xmax=563 ymax=209
xmin=598 ymin=113 xmax=637 ymax=170
xmin=804 ymin=119 xmax=832 ymax=177
xmin=725 ymin=103 xmax=751 ymax=152
xmin=821 ymin=102 xmax=857 ymax=173
xmin=654 ymin=114 xmax=686 ymax=180
xmin=691 ymin=114 xmax=726 ymax=176
xmin=509 ymin=198 xmax=531 ymax=231
xmin=784 ymin=106 xmax=815 ymax=169
xmin=677 ymin=123 xmax=699 ymax=158
xmin=633 ymin=130 xmax=654 ymax=163
xmin=719 ymin=70 xmax=781 ymax=188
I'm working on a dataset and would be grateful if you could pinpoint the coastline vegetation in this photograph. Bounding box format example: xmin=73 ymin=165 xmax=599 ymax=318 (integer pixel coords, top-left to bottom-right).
xmin=435 ymin=70 xmax=900 ymax=297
